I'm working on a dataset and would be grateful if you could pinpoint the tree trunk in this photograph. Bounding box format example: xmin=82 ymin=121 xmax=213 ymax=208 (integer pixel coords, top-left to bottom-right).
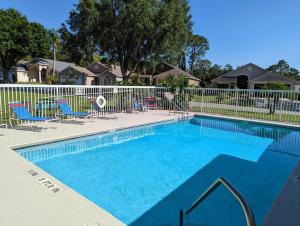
xmin=2 ymin=66 xmax=9 ymax=82
xmin=120 ymin=64 xmax=128 ymax=80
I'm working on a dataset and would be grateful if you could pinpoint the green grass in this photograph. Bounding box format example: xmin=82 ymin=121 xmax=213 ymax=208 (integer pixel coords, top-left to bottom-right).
xmin=0 ymin=90 xmax=132 ymax=123
xmin=0 ymin=90 xmax=91 ymax=123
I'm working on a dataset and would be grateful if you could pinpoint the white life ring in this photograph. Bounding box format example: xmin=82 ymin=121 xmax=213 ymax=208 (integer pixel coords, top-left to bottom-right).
xmin=96 ymin=95 xmax=106 ymax=109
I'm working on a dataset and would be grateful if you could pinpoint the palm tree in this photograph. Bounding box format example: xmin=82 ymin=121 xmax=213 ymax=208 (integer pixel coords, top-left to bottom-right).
xmin=49 ymin=29 xmax=59 ymax=74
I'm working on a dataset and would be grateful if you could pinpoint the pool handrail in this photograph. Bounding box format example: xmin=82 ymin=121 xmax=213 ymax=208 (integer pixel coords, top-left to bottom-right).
xmin=180 ymin=177 xmax=255 ymax=226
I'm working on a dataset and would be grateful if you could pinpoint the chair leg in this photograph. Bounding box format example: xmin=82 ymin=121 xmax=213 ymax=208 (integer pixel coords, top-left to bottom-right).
xmin=9 ymin=118 xmax=13 ymax=128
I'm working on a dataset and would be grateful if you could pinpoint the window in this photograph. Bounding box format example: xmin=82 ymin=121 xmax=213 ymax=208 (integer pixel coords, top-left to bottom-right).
xmin=104 ymin=75 xmax=112 ymax=85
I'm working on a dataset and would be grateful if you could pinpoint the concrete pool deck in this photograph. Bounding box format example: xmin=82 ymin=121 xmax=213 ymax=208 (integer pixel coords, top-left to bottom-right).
xmin=0 ymin=110 xmax=183 ymax=226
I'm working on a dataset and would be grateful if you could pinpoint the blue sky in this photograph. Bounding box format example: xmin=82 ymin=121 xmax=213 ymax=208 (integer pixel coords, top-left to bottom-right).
xmin=1 ymin=0 xmax=299 ymax=69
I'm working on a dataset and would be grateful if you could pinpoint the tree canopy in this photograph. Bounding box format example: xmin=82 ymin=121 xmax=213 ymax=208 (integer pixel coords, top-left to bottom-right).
xmin=0 ymin=8 xmax=51 ymax=80
xmin=59 ymin=0 xmax=98 ymax=66
xmin=185 ymin=34 xmax=209 ymax=73
xmin=267 ymin=60 xmax=300 ymax=80
xmin=191 ymin=60 xmax=233 ymax=87
xmin=60 ymin=0 xmax=192 ymax=79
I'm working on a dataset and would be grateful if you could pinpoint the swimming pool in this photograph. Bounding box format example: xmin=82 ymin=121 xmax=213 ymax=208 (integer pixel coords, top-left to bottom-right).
xmin=17 ymin=116 xmax=300 ymax=226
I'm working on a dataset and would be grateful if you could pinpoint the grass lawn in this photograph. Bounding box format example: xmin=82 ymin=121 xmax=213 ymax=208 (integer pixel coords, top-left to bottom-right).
xmin=0 ymin=90 xmax=132 ymax=124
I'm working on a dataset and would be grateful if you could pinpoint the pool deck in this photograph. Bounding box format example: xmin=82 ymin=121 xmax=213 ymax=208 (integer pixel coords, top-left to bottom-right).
xmin=0 ymin=110 xmax=183 ymax=226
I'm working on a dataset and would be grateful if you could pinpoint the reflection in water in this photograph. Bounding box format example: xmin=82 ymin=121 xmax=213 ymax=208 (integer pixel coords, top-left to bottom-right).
xmin=19 ymin=126 xmax=154 ymax=163
xmin=191 ymin=116 xmax=300 ymax=156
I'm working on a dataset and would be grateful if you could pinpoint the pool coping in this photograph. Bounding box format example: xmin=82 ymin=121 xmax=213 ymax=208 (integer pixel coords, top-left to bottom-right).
xmin=194 ymin=113 xmax=300 ymax=129
xmin=10 ymin=117 xmax=182 ymax=150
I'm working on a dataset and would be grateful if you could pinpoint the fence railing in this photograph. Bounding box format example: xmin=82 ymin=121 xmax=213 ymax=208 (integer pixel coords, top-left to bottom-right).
xmin=0 ymin=84 xmax=300 ymax=125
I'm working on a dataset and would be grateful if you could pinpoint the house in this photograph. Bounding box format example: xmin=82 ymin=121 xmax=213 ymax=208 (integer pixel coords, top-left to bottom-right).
xmin=59 ymin=65 xmax=98 ymax=85
xmin=8 ymin=59 xmax=123 ymax=85
xmin=142 ymin=62 xmax=200 ymax=86
xmin=212 ymin=63 xmax=299 ymax=90
xmin=87 ymin=62 xmax=123 ymax=85
xmin=9 ymin=58 xmax=75 ymax=83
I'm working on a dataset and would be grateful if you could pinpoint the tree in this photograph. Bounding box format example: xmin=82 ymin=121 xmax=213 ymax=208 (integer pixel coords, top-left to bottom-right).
xmin=49 ymin=29 xmax=59 ymax=74
xmin=192 ymin=60 xmax=233 ymax=87
xmin=0 ymin=9 xmax=50 ymax=80
xmin=267 ymin=60 xmax=300 ymax=80
xmin=29 ymin=22 xmax=51 ymax=58
xmin=161 ymin=74 xmax=188 ymax=93
xmin=59 ymin=0 xmax=98 ymax=66
xmin=186 ymin=34 xmax=209 ymax=73
xmin=62 ymin=0 xmax=192 ymax=79
xmin=263 ymin=82 xmax=289 ymax=90
xmin=223 ymin=64 xmax=233 ymax=74
xmin=192 ymin=59 xmax=211 ymax=85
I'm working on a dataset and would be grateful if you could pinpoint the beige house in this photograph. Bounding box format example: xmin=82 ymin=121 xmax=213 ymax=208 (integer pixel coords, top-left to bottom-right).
xmin=87 ymin=62 xmax=123 ymax=85
xmin=9 ymin=59 xmax=123 ymax=85
xmin=9 ymin=58 xmax=75 ymax=83
xmin=143 ymin=62 xmax=201 ymax=86
xmin=59 ymin=65 xmax=98 ymax=85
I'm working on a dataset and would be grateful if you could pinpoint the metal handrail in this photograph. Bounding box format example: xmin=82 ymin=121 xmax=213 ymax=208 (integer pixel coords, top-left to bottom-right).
xmin=181 ymin=177 xmax=255 ymax=226
xmin=170 ymin=100 xmax=189 ymax=120
xmin=164 ymin=92 xmax=189 ymax=119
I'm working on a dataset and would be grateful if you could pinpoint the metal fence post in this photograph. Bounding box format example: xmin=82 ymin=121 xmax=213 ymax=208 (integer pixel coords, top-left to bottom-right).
xmin=201 ymin=89 xmax=204 ymax=113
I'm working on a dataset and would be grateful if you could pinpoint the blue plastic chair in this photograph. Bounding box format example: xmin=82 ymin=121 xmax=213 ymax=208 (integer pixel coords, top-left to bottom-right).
xmin=132 ymin=98 xmax=144 ymax=112
xmin=57 ymin=100 xmax=89 ymax=118
xmin=8 ymin=102 xmax=60 ymax=129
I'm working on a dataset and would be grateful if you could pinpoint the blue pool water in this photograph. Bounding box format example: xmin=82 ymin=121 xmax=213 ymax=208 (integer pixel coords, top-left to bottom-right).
xmin=18 ymin=116 xmax=300 ymax=226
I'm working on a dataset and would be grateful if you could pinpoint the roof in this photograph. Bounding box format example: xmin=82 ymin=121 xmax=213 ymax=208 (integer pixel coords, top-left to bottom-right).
xmin=87 ymin=62 xmax=123 ymax=78
xmin=87 ymin=62 xmax=110 ymax=74
xmin=212 ymin=63 xmax=299 ymax=85
xmin=151 ymin=62 xmax=200 ymax=81
xmin=97 ymin=70 xmax=118 ymax=78
xmin=249 ymin=71 xmax=296 ymax=83
xmin=63 ymin=65 xmax=97 ymax=77
xmin=212 ymin=77 xmax=237 ymax=83
xmin=39 ymin=58 xmax=75 ymax=72
xmin=12 ymin=58 xmax=76 ymax=73
xmin=10 ymin=66 xmax=27 ymax=72
xmin=221 ymin=63 xmax=266 ymax=79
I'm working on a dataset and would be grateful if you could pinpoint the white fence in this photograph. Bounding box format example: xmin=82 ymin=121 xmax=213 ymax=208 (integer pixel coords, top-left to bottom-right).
xmin=0 ymin=84 xmax=300 ymax=125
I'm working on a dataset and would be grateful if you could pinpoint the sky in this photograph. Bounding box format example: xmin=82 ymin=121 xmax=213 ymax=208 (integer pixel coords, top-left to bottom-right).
xmin=0 ymin=0 xmax=299 ymax=70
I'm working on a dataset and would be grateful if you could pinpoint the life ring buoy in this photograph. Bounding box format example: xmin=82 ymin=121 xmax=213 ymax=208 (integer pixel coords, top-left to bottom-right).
xmin=96 ymin=95 xmax=106 ymax=108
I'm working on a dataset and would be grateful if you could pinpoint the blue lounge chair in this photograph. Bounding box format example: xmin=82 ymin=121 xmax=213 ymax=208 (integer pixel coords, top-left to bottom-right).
xmin=8 ymin=103 xmax=60 ymax=129
xmin=56 ymin=100 xmax=89 ymax=118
